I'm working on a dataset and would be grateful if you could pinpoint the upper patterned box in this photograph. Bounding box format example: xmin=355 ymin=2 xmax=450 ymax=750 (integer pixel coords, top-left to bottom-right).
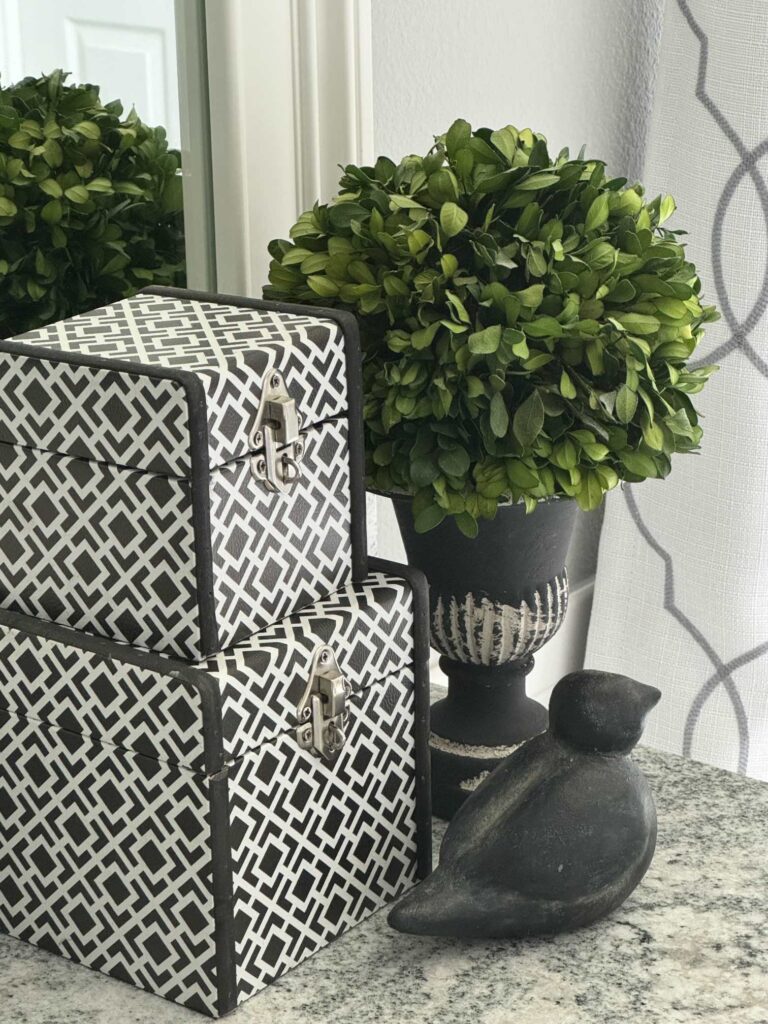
xmin=0 ymin=286 xmax=366 ymax=661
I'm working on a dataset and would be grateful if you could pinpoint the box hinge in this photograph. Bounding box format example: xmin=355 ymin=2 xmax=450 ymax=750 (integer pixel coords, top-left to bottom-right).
xmin=250 ymin=371 xmax=305 ymax=493
xmin=295 ymin=646 xmax=352 ymax=762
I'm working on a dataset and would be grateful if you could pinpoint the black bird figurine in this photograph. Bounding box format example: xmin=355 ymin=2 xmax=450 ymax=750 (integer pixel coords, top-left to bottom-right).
xmin=389 ymin=670 xmax=661 ymax=938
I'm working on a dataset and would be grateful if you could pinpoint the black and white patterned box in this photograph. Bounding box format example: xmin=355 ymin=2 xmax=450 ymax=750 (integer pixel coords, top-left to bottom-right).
xmin=0 ymin=561 xmax=431 ymax=1017
xmin=0 ymin=286 xmax=366 ymax=660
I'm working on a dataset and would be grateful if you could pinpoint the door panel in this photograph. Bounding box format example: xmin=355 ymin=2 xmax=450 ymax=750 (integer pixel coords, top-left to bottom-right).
xmin=0 ymin=0 xmax=179 ymax=146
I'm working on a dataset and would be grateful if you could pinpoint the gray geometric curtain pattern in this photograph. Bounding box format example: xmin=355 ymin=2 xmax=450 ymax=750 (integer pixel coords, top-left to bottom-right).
xmin=587 ymin=0 xmax=768 ymax=780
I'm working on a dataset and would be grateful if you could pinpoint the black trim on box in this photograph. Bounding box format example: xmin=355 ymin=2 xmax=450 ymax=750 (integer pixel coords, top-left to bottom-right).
xmin=369 ymin=557 xmax=433 ymax=879
xmin=209 ymin=770 xmax=238 ymax=1017
xmin=182 ymin=371 xmax=220 ymax=656
xmin=143 ymin=285 xmax=368 ymax=582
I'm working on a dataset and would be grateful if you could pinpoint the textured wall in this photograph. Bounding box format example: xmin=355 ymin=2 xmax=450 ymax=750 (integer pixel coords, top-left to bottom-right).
xmin=371 ymin=0 xmax=664 ymax=181
xmin=370 ymin=0 xmax=665 ymax=583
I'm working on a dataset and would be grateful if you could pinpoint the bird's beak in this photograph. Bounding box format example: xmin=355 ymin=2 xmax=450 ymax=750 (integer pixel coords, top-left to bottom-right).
xmin=635 ymin=681 xmax=662 ymax=714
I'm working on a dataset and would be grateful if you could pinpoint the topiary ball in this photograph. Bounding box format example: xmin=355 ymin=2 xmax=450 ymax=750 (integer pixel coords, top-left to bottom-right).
xmin=0 ymin=69 xmax=185 ymax=336
xmin=265 ymin=119 xmax=719 ymax=536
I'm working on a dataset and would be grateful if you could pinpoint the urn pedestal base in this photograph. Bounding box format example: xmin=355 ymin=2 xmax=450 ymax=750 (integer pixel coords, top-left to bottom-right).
xmin=391 ymin=493 xmax=578 ymax=821
xmin=430 ymin=656 xmax=547 ymax=819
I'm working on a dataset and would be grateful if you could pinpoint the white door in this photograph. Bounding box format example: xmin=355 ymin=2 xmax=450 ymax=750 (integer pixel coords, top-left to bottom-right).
xmin=0 ymin=0 xmax=180 ymax=147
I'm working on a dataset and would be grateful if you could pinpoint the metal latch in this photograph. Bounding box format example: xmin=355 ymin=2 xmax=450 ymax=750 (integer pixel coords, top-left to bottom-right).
xmin=296 ymin=646 xmax=351 ymax=762
xmin=250 ymin=371 xmax=305 ymax=492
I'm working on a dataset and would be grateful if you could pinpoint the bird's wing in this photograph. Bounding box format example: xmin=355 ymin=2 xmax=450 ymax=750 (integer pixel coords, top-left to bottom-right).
xmin=440 ymin=733 xmax=562 ymax=866
xmin=448 ymin=752 xmax=655 ymax=902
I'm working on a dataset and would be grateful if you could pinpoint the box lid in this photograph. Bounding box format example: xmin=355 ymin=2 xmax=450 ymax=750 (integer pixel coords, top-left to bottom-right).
xmin=0 ymin=287 xmax=356 ymax=477
xmin=0 ymin=565 xmax=421 ymax=773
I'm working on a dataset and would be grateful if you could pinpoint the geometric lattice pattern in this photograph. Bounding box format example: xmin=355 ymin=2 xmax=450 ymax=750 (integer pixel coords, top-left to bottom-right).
xmin=208 ymin=572 xmax=414 ymax=760
xmin=0 ymin=571 xmax=414 ymax=773
xmin=0 ymin=440 xmax=200 ymax=657
xmin=11 ymin=291 xmax=348 ymax=472
xmin=209 ymin=419 xmax=352 ymax=654
xmin=0 ymin=709 xmax=221 ymax=1015
xmin=229 ymin=673 xmax=418 ymax=1005
xmin=0 ymin=572 xmax=422 ymax=1017
xmin=0 ymin=290 xmax=357 ymax=658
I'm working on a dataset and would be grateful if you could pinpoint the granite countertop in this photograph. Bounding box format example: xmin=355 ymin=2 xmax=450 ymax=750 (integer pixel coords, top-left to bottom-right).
xmin=2 ymin=747 xmax=767 ymax=1024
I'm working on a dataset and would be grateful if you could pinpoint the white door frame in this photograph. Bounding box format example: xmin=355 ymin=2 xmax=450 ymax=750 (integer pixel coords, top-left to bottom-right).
xmin=175 ymin=0 xmax=217 ymax=291
xmin=203 ymin=0 xmax=373 ymax=296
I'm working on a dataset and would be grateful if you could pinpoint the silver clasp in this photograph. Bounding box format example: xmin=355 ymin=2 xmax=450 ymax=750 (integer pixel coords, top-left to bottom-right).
xmin=250 ymin=371 xmax=305 ymax=492
xmin=296 ymin=646 xmax=352 ymax=762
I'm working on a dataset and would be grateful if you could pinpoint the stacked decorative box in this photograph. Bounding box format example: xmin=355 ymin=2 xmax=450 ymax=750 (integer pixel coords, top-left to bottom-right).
xmin=0 ymin=286 xmax=431 ymax=1016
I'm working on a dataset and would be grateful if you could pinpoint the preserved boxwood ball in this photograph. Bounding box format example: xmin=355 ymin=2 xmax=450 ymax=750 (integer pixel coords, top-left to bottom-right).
xmin=266 ymin=119 xmax=719 ymax=536
xmin=0 ymin=69 xmax=185 ymax=337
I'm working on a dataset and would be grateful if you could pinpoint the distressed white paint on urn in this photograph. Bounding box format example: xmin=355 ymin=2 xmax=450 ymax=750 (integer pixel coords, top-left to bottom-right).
xmin=431 ymin=571 xmax=569 ymax=666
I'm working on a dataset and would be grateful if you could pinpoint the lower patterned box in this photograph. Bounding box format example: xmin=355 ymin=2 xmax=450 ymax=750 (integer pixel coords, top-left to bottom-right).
xmin=0 ymin=559 xmax=431 ymax=1016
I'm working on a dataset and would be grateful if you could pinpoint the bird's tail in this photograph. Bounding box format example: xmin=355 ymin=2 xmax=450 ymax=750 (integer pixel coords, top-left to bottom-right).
xmin=388 ymin=867 xmax=481 ymax=937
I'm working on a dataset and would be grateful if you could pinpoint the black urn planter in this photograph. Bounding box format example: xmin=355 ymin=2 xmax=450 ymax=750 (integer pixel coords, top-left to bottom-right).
xmin=392 ymin=495 xmax=578 ymax=820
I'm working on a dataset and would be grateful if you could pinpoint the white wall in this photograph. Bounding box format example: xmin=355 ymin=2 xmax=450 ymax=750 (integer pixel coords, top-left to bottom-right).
xmin=369 ymin=0 xmax=664 ymax=690
xmin=371 ymin=0 xmax=664 ymax=181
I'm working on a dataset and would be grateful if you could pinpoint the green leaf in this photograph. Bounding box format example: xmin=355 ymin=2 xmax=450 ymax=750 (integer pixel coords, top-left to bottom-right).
xmin=161 ymin=174 xmax=183 ymax=212
xmin=517 ymin=171 xmax=561 ymax=191
xmin=610 ymin=312 xmax=660 ymax=335
xmin=654 ymin=297 xmax=688 ymax=319
xmin=440 ymin=201 xmax=468 ymax=238
xmin=621 ymin=451 xmax=658 ymax=477
xmin=438 ymin=447 xmax=470 ymax=477
xmin=7 ymin=130 xmax=31 ymax=150
xmin=411 ymin=321 xmax=441 ymax=349
xmin=0 ymin=197 xmax=18 ymax=217
xmin=576 ymin=471 xmax=604 ymax=511
xmin=42 ymin=139 xmax=63 ymax=167
xmin=455 ymin=512 xmax=479 ymax=538
xmin=440 ymin=254 xmax=458 ymax=277
xmin=468 ymin=324 xmax=502 ymax=354
xmin=490 ymin=126 xmax=518 ymax=162
xmin=522 ymin=352 xmax=554 ymax=371
xmin=490 ymin=391 xmax=510 ymax=437
xmin=506 ymin=460 xmax=539 ymax=488
xmin=525 ymin=316 xmax=563 ymax=338
xmin=514 ymin=284 xmax=545 ymax=308
xmin=445 ymin=289 xmax=471 ymax=323
xmin=40 ymin=199 xmax=62 ymax=224
xmin=659 ymin=194 xmax=676 ymax=224
xmin=560 ymin=370 xmax=577 ymax=399
xmin=582 ymin=442 xmax=609 ymax=461
xmin=513 ymin=390 xmax=545 ymax=447
xmin=414 ymin=503 xmax=447 ymax=533
xmin=445 ymin=118 xmax=471 ymax=156
xmin=113 ymin=181 xmax=145 ymax=196
xmin=411 ymin=454 xmax=440 ymax=487
xmin=327 ymin=201 xmax=368 ymax=230
xmin=73 ymin=120 xmax=101 ymax=140
xmin=615 ymin=384 xmax=638 ymax=423
xmin=38 ymin=179 xmax=63 ymax=198
xmin=307 ymin=275 xmax=340 ymax=297
xmin=585 ymin=193 xmax=610 ymax=231
xmin=641 ymin=414 xmax=665 ymax=451
xmin=64 ymin=185 xmax=90 ymax=204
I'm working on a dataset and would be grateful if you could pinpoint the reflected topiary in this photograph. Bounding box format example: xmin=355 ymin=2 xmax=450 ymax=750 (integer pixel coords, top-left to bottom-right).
xmin=0 ymin=70 xmax=185 ymax=336
xmin=266 ymin=119 xmax=718 ymax=536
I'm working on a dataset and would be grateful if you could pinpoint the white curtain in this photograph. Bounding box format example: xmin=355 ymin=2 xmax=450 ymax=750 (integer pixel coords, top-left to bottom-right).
xmin=587 ymin=0 xmax=768 ymax=780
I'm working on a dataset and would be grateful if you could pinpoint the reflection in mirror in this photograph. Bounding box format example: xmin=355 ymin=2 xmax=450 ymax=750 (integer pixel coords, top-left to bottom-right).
xmin=0 ymin=0 xmax=188 ymax=335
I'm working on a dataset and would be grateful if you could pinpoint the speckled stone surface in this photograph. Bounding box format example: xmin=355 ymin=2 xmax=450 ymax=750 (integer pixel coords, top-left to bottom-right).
xmin=2 ymin=747 xmax=767 ymax=1024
